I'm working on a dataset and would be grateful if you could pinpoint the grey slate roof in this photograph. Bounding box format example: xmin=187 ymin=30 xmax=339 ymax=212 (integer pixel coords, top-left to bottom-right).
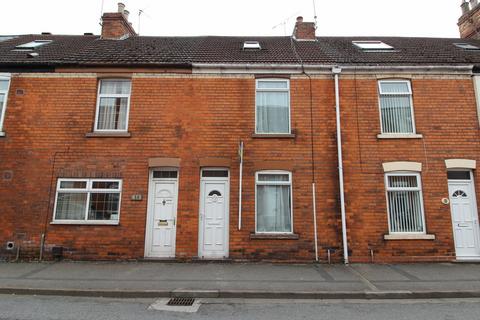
xmin=2 ymin=34 xmax=480 ymax=68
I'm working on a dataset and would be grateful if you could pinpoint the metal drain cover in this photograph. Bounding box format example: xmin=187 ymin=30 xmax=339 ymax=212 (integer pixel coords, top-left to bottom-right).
xmin=167 ymin=297 xmax=195 ymax=306
xmin=149 ymin=298 xmax=201 ymax=313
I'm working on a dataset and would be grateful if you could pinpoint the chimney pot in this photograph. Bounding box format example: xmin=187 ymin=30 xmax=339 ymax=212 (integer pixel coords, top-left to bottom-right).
xmin=462 ymin=0 xmax=471 ymax=15
xmin=471 ymin=0 xmax=479 ymax=8
xmin=118 ymin=2 xmax=125 ymax=13
xmin=124 ymin=9 xmax=130 ymax=20
xmin=296 ymin=16 xmax=304 ymax=23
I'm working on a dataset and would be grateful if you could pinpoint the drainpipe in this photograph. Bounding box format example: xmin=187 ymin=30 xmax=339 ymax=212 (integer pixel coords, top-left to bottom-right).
xmin=333 ymin=66 xmax=349 ymax=264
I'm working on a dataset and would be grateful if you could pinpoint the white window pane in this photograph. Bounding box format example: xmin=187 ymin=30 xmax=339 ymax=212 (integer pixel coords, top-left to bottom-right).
xmin=258 ymin=81 xmax=288 ymax=89
xmin=256 ymin=91 xmax=289 ymax=133
xmin=0 ymin=94 xmax=4 ymax=124
xmin=92 ymin=181 xmax=120 ymax=189
xmin=55 ymin=193 xmax=87 ymax=220
xmin=258 ymin=174 xmax=290 ymax=182
xmin=100 ymin=80 xmax=131 ymax=94
xmin=60 ymin=181 xmax=87 ymax=189
xmin=380 ymin=95 xmax=413 ymax=133
xmin=257 ymin=185 xmax=291 ymax=232
xmin=88 ymin=193 xmax=120 ymax=221
xmin=388 ymin=190 xmax=423 ymax=232
xmin=0 ymin=80 xmax=9 ymax=91
xmin=380 ymin=82 xmax=410 ymax=94
xmin=97 ymin=97 xmax=128 ymax=130
xmin=388 ymin=175 xmax=418 ymax=188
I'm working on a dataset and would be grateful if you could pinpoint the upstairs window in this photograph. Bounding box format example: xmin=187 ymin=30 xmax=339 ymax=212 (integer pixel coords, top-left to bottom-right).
xmin=378 ymin=80 xmax=415 ymax=134
xmin=95 ymin=80 xmax=131 ymax=132
xmin=0 ymin=75 xmax=11 ymax=133
xmin=256 ymin=79 xmax=290 ymax=134
xmin=385 ymin=172 xmax=425 ymax=234
xmin=53 ymin=179 xmax=122 ymax=224
xmin=256 ymin=171 xmax=293 ymax=233
xmin=353 ymin=41 xmax=394 ymax=51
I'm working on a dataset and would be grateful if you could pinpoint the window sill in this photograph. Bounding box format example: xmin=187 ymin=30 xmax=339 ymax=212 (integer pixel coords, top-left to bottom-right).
xmin=0 ymin=132 xmax=5 ymax=137
xmin=252 ymin=133 xmax=296 ymax=139
xmin=377 ymin=133 xmax=423 ymax=139
xmin=250 ymin=233 xmax=299 ymax=240
xmin=384 ymin=234 xmax=435 ymax=240
xmin=85 ymin=132 xmax=131 ymax=138
xmin=51 ymin=221 xmax=119 ymax=226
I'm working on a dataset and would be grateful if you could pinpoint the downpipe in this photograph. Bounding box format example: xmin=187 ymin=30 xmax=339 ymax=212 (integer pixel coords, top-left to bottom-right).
xmin=333 ymin=67 xmax=349 ymax=264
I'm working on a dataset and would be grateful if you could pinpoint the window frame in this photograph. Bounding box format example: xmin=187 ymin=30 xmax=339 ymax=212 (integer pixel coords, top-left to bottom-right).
xmin=52 ymin=178 xmax=123 ymax=225
xmin=352 ymin=40 xmax=394 ymax=51
xmin=255 ymin=79 xmax=291 ymax=135
xmin=384 ymin=171 xmax=426 ymax=234
xmin=94 ymin=79 xmax=132 ymax=133
xmin=255 ymin=170 xmax=294 ymax=234
xmin=0 ymin=74 xmax=11 ymax=134
xmin=377 ymin=79 xmax=417 ymax=135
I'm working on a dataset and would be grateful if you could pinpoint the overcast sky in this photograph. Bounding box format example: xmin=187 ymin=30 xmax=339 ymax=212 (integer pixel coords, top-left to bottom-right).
xmin=0 ymin=0 xmax=464 ymax=38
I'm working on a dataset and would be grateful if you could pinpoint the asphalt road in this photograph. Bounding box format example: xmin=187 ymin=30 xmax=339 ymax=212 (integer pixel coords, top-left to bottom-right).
xmin=0 ymin=294 xmax=478 ymax=320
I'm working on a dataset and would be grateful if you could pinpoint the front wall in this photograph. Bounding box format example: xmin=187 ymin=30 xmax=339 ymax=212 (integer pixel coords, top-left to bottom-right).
xmin=0 ymin=73 xmax=478 ymax=262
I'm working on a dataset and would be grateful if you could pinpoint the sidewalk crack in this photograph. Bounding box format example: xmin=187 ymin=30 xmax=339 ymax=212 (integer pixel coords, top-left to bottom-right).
xmin=16 ymin=263 xmax=56 ymax=279
xmin=347 ymin=266 xmax=379 ymax=292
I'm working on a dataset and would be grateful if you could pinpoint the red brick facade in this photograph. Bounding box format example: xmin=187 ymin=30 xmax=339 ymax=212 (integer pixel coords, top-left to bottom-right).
xmin=0 ymin=70 xmax=478 ymax=263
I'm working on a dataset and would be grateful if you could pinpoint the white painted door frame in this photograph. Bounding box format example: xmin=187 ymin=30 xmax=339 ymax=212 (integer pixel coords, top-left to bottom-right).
xmin=448 ymin=170 xmax=480 ymax=260
xmin=198 ymin=168 xmax=230 ymax=259
xmin=144 ymin=168 xmax=179 ymax=258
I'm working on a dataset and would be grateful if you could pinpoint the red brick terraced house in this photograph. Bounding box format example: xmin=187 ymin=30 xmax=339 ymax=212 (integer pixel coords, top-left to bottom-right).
xmin=2 ymin=2 xmax=480 ymax=263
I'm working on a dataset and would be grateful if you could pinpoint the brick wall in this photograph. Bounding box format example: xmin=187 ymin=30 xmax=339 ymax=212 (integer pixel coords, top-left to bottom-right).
xmin=0 ymin=72 xmax=478 ymax=262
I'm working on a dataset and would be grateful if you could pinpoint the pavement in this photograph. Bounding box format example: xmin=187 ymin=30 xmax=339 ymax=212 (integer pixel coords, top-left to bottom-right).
xmin=1 ymin=261 xmax=480 ymax=299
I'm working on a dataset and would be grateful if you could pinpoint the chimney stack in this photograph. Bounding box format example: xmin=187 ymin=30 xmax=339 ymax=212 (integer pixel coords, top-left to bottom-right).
xmin=101 ymin=2 xmax=137 ymax=39
xmin=292 ymin=16 xmax=316 ymax=41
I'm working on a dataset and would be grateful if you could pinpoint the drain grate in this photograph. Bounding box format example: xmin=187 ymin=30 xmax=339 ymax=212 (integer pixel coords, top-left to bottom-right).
xmin=167 ymin=298 xmax=195 ymax=306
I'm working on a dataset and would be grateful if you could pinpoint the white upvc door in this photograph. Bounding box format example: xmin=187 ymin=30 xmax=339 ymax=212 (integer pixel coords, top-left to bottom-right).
xmin=448 ymin=177 xmax=480 ymax=259
xmin=145 ymin=171 xmax=178 ymax=258
xmin=199 ymin=170 xmax=229 ymax=259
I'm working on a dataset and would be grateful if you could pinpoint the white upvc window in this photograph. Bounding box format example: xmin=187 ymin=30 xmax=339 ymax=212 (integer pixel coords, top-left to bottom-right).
xmin=385 ymin=172 xmax=426 ymax=234
xmin=255 ymin=171 xmax=293 ymax=233
xmin=53 ymin=179 xmax=122 ymax=224
xmin=94 ymin=79 xmax=131 ymax=132
xmin=255 ymin=79 xmax=291 ymax=134
xmin=0 ymin=74 xmax=11 ymax=133
xmin=378 ymin=80 xmax=416 ymax=134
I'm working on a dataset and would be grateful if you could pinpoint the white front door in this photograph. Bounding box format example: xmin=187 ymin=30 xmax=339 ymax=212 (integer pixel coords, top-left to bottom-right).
xmin=448 ymin=171 xmax=480 ymax=259
xmin=199 ymin=169 xmax=229 ymax=259
xmin=145 ymin=170 xmax=178 ymax=258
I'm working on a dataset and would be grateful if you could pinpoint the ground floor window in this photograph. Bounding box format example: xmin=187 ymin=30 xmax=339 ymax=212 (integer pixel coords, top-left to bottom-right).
xmin=385 ymin=172 xmax=425 ymax=233
xmin=255 ymin=171 xmax=293 ymax=233
xmin=53 ymin=179 xmax=122 ymax=223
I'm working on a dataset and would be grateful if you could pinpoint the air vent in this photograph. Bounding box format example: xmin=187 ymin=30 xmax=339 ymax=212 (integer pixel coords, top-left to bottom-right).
xmin=243 ymin=41 xmax=261 ymax=50
xmin=167 ymin=298 xmax=195 ymax=306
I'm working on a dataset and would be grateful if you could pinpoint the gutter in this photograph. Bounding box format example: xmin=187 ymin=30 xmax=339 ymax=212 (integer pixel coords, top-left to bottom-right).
xmin=332 ymin=66 xmax=349 ymax=264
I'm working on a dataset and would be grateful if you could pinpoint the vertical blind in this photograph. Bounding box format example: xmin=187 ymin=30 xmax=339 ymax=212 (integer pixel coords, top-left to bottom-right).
xmin=256 ymin=80 xmax=290 ymax=134
xmin=96 ymin=80 xmax=131 ymax=131
xmin=0 ymin=79 xmax=9 ymax=129
xmin=379 ymin=81 xmax=414 ymax=134
xmin=386 ymin=175 xmax=425 ymax=233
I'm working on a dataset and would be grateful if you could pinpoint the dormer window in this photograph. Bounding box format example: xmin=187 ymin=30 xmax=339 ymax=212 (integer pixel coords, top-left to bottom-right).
xmin=453 ymin=42 xmax=480 ymax=50
xmin=15 ymin=40 xmax=52 ymax=50
xmin=353 ymin=41 xmax=394 ymax=51
xmin=243 ymin=41 xmax=261 ymax=50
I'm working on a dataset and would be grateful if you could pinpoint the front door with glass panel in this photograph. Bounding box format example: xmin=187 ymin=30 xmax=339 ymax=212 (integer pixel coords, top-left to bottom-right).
xmin=145 ymin=169 xmax=178 ymax=258
xmin=199 ymin=169 xmax=229 ymax=259
xmin=448 ymin=170 xmax=480 ymax=259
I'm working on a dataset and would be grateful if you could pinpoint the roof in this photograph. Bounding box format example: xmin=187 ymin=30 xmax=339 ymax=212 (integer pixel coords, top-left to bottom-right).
xmin=2 ymin=34 xmax=480 ymax=69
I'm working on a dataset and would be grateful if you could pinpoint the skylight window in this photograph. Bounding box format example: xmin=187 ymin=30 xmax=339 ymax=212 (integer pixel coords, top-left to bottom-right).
xmin=243 ymin=41 xmax=261 ymax=50
xmin=454 ymin=42 xmax=480 ymax=50
xmin=0 ymin=36 xmax=14 ymax=43
xmin=15 ymin=40 xmax=52 ymax=50
xmin=352 ymin=41 xmax=394 ymax=51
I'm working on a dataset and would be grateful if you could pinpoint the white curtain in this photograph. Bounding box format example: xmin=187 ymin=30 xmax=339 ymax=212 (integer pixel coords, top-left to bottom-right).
xmin=256 ymin=91 xmax=289 ymax=133
xmin=55 ymin=193 xmax=87 ymax=220
xmin=97 ymin=97 xmax=128 ymax=130
xmin=257 ymin=185 xmax=291 ymax=232
xmin=100 ymin=80 xmax=131 ymax=94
